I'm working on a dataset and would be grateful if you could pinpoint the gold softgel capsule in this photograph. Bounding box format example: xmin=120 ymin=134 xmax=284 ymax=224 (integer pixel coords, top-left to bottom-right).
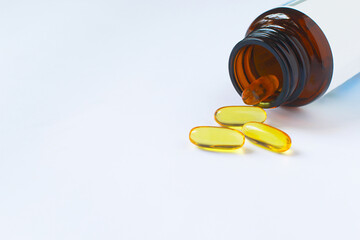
xmin=189 ymin=126 xmax=245 ymax=151
xmin=242 ymin=122 xmax=291 ymax=152
xmin=215 ymin=106 xmax=266 ymax=127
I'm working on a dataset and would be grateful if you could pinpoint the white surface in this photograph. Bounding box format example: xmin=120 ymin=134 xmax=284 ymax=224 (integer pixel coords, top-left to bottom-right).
xmin=1 ymin=0 xmax=360 ymax=239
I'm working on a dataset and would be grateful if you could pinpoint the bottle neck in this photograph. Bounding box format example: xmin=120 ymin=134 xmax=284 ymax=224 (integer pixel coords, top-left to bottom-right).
xmin=229 ymin=7 xmax=333 ymax=108
xmin=229 ymin=26 xmax=308 ymax=108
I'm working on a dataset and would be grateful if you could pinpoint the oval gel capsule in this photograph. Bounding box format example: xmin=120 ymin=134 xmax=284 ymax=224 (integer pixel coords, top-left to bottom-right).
xmin=242 ymin=122 xmax=291 ymax=152
xmin=215 ymin=106 xmax=267 ymax=127
xmin=189 ymin=126 xmax=245 ymax=151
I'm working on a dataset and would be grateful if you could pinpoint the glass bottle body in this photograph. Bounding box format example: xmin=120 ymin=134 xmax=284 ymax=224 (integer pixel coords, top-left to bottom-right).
xmin=229 ymin=0 xmax=360 ymax=108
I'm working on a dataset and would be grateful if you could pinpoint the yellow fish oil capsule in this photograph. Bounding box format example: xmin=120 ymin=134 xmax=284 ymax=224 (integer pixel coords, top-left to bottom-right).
xmin=189 ymin=126 xmax=245 ymax=151
xmin=242 ymin=122 xmax=291 ymax=152
xmin=242 ymin=75 xmax=280 ymax=106
xmin=214 ymin=106 xmax=267 ymax=127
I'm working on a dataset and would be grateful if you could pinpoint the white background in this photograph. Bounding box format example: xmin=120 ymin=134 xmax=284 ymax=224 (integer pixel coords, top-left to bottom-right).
xmin=1 ymin=0 xmax=360 ymax=239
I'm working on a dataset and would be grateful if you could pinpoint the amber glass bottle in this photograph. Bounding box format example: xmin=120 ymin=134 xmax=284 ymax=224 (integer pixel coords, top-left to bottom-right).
xmin=229 ymin=7 xmax=334 ymax=108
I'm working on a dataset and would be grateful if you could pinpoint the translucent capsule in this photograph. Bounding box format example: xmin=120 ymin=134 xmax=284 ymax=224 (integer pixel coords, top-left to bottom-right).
xmin=189 ymin=126 xmax=245 ymax=151
xmin=242 ymin=75 xmax=280 ymax=105
xmin=215 ymin=106 xmax=267 ymax=127
xmin=242 ymin=122 xmax=291 ymax=152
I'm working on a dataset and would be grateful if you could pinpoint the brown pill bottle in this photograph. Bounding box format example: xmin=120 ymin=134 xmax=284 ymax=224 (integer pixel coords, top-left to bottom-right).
xmin=229 ymin=0 xmax=360 ymax=108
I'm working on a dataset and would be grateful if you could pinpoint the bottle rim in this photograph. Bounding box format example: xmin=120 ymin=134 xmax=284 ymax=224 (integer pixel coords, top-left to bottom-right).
xmin=229 ymin=35 xmax=295 ymax=108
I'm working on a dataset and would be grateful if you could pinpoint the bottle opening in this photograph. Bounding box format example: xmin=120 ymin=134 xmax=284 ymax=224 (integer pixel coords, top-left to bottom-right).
xmin=233 ymin=44 xmax=283 ymax=107
xmin=229 ymin=7 xmax=333 ymax=108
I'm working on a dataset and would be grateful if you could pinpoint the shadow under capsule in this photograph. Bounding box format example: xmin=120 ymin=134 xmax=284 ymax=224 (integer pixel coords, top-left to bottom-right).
xmin=195 ymin=146 xmax=253 ymax=155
